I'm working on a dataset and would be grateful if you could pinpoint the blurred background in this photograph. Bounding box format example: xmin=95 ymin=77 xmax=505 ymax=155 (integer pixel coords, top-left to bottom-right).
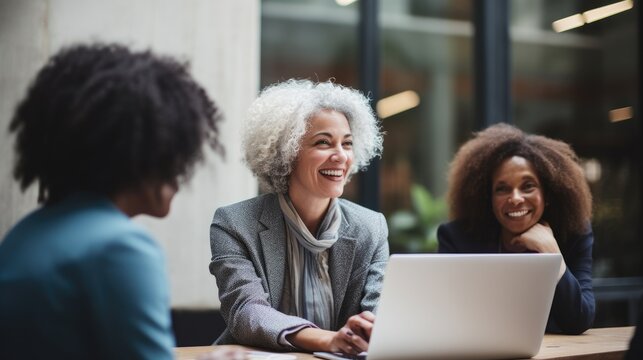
xmin=1 ymin=0 xmax=641 ymax=345
xmin=262 ymin=0 xmax=641 ymax=330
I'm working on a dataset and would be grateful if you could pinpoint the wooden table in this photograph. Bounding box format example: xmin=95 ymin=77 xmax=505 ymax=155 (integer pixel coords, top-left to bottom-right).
xmin=531 ymin=326 xmax=634 ymax=359
xmin=175 ymin=326 xmax=635 ymax=360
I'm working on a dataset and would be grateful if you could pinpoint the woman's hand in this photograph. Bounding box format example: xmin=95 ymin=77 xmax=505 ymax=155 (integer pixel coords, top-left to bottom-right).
xmin=512 ymin=222 xmax=567 ymax=279
xmin=329 ymin=311 xmax=375 ymax=354
xmin=511 ymin=222 xmax=559 ymax=254
xmin=286 ymin=311 xmax=375 ymax=354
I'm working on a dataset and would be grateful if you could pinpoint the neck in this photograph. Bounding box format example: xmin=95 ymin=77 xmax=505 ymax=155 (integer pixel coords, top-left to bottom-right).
xmin=110 ymin=189 xmax=145 ymax=217
xmin=287 ymin=191 xmax=331 ymax=235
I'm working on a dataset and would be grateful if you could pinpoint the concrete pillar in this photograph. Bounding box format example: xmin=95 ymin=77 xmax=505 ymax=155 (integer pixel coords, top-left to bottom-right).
xmin=0 ymin=0 xmax=260 ymax=309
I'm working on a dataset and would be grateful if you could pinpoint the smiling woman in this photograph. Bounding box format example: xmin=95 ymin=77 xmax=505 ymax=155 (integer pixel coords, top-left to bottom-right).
xmin=288 ymin=109 xmax=354 ymax=231
xmin=437 ymin=123 xmax=595 ymax=335
xmin=491 ymin=156 xmax=546 ymax=249
xmin=208 ymin=79 xmax=388 ymax=356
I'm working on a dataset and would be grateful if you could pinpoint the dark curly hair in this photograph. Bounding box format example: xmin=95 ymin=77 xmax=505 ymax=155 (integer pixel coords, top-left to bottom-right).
xmin=9 ymin=43 xmax=222 ymax=203
xmin=446 ymin=123 xmax=592 ymax=241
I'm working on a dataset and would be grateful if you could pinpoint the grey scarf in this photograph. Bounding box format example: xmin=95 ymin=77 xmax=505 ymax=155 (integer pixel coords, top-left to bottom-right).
xmin=278 ymin=193 xmax=341 ymax=330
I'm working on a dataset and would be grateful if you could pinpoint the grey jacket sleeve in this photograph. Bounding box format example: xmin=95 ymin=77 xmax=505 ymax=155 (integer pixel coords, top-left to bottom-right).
xmin=209 ymin=207 xmax=314 ymax=350
xmin=360 ymin=213 xmax=389 ymax=313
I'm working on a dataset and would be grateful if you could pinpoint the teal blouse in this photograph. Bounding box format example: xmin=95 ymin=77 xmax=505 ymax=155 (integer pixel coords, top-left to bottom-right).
xmin=0 ymin=193 xmax=174 ymax=359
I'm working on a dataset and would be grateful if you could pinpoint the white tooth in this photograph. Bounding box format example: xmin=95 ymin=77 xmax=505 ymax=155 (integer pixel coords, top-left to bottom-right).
xmin=508 ymin=210 xmax=528 ymax=217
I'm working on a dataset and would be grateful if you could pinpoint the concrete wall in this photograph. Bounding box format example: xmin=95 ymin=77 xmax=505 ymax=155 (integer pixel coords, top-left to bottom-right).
xmin=0 ymin=0 xmax=259 ymax=309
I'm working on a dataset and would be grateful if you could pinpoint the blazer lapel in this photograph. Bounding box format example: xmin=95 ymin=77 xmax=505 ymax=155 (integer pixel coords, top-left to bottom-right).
xmin=329 ymin=211 xmax=357 ymax=322
xmin=259 ymin=194 xmax=287 ymax=309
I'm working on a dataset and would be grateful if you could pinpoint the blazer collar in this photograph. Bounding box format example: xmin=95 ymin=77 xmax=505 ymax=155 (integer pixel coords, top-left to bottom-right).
xmin=328 ymin=201 xmax=358 ymax=322
xmin=259 ymin=194 xmax=287 ymax=308
xmin=329 ymin=210 xmax=357 ymax=321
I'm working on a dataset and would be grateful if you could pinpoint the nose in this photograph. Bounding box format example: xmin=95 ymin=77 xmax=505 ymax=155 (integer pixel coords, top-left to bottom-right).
xmin=330 ymin=147 xmax=348 ymax=163
xmin=508 ymin=189 xmax=524 ymax=205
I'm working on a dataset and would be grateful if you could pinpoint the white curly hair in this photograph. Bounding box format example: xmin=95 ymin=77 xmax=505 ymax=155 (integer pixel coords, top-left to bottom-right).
xmin=242 ymin=79 xmax=384 ymax=194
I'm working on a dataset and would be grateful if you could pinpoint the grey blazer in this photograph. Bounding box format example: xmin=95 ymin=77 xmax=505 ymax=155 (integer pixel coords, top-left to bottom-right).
xmin=209 ymin=193 xmax=389 ymax=350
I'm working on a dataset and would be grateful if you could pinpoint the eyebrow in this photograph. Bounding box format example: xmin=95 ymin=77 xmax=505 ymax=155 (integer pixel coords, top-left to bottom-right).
xmin=494 ymin=175 xmax=540 ymax=184
xmin=313 ymin=132 xmax=352 ymax=138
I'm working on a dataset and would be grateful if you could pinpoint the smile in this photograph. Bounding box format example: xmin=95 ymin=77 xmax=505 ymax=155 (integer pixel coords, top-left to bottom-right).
xmin=507 ymin=209 xmax=530 ymax=218
xmin=319 ymin=169 xmax=343 ymax=177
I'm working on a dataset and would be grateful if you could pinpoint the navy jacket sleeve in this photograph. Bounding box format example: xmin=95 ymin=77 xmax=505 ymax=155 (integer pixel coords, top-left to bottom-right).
xmin=437 ymin=221 xmax=493 ymax=254
xmin=625 ymin=296 xmax=643 ymax=360
xmin=438 ymin=222 xmax=470 ymax=253
xmin=547 ymin=228 xmax=595 ymax=334
xmin=437 ymin=223 xmax=457 ymax=253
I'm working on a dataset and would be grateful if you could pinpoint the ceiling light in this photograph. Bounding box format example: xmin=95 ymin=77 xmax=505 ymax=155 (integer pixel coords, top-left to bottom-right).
xmin=376 ymin=90 xmax=420 ymax=119
xmin=583 ymin=0 xmax=633 ymax=23
xmin=552 ymin=14 xmax=585 ymax=33
xmin=551 ymin=0 xmax=633 ymax=33
xmin=336 ymin=0 xmax=358 ymax=6
xmin=609 ymin=106 xmax=633 ymax=122
xmin=582 ymin=158 xmax=602 ymax=183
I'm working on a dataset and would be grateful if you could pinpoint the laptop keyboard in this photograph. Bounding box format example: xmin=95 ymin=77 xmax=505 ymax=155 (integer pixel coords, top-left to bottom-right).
xmin=313 ymin=352 xmax=368 ymax=360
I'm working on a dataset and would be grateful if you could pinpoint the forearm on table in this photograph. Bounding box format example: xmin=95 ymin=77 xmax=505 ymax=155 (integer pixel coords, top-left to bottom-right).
xmin=286 ymin=327 xmax=335 ymax=352
xmin=552 ymin=269 xmax=595 ymax=333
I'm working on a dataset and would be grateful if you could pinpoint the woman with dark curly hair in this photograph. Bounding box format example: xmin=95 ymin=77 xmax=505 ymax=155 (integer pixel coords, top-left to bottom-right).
xmin=437 ymin=123 xmax=595 ymax=335
xmin=0 ymin=44 xmax=224 ymax=359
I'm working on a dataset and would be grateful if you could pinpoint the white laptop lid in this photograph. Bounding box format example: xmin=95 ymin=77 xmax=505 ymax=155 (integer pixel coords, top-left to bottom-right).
xmin=367 ymin=253 xmax=562 ymax=360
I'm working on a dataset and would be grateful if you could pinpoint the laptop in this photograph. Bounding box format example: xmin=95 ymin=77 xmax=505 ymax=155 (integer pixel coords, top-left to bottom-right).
xmin=315 ymin=253 xmax=562 ymax=360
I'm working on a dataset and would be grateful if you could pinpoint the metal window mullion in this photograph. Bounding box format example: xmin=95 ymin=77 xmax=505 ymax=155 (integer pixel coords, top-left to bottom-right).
xmin=474 ymin=0 xmax=511 ymax=130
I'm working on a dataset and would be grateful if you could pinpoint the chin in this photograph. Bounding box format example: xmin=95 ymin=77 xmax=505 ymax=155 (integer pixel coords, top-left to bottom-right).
xmin=504 ymin=224 xmax=531 ymax=235
xmin=146 ymin=205 xmax=171 ymax=218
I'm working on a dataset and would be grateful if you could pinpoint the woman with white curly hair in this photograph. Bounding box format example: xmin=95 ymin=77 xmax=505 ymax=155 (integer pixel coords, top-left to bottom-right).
xmin=209 ymin=79 xmax=388 ymax=355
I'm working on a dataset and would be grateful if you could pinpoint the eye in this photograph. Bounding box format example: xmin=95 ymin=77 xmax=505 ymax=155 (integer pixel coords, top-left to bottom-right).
xmin=342 ymin=140 xmax=353 ymax=148
xmin=523 ymin=182 xmax=539 ymax=192
xmin=494 ymin=185 xmax=510 ymax=194
xmin=314 ymin=139 xmax=331 ymax=146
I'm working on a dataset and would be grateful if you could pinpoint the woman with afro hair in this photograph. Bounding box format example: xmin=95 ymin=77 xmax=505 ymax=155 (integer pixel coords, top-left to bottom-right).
xmin=0 ymin=43 xmax=225 ymax=359
xmin=438 ymin=123 xmax=595 ymax=335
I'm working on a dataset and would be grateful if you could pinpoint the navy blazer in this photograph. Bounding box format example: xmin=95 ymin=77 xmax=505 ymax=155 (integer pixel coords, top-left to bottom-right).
xmin=437 ymin=220 xmax=595 ymax=335
xmin=209 ymin=193 xmax=389 ymax=350
xmin=625 ymin=295 xmax=643 ymax=360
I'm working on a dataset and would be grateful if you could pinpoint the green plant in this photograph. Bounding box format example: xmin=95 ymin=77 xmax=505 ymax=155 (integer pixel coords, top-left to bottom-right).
xmin=387 ymin=183 xmax=448 ymax=253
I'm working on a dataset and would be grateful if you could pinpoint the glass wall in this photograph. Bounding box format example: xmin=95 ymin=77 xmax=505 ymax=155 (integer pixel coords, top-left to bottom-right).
xmin=510 ymin=0 xmax=641 ymax=325
xmin=262 ymin=0 xmax=641 ymax=326
xmin=262 ymin=0 xmax=472 ymax=252
xmin=378 ymin=1 xmax=472 ymax=253
xmin=262 ymin=0 xmax=359 ymax=88
xmin=511 ymin=0 xmax=640 ymax=277
xmin=262 ymin=0 xmax=362 ymax=200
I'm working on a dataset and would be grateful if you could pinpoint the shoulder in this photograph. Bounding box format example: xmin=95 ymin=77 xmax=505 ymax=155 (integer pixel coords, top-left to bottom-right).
xmin=337 ymin=198 xmax=387 ymax=243
xmin=437 ymin=220 xmax=494 ymax=253
xmin=0 ymin=194 xmax=165 ymax=287
xmin=560 ymin=224 xmax=594 ymax=254
xmin=3 ymin=194 xmax=158 ymax=255
xmin=71 ymin=197 xmax=160 ymax=253
xmin=72 ymin=200 xmax=164 ymax=269
xmin=437 ymin=220 xmax=469 ymax=239
xmin=338 ymin=198 xmax=384 ymax=224
xmin=211 ymin=193 xmax=280 ymax=238
xmin=213 ymin=193 xmax=275 ymax=223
